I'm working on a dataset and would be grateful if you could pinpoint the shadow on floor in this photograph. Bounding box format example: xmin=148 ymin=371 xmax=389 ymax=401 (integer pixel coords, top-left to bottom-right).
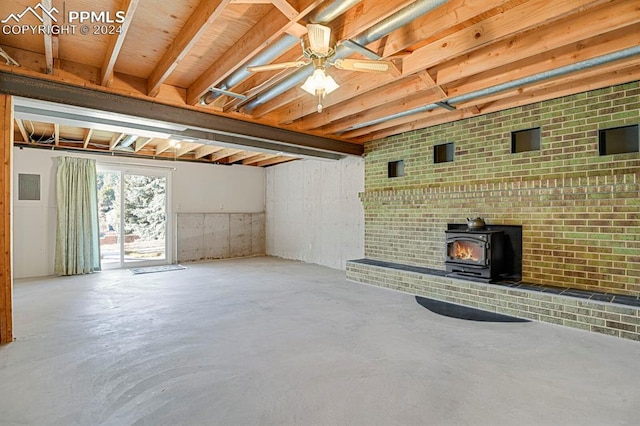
xmin=416 ymin=296 xmax=530 ymax=322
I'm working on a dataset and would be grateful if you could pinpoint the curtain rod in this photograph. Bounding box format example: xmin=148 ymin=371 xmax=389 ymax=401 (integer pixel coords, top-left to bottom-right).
xmin=98 ymin=161 xmax=177 ymax=171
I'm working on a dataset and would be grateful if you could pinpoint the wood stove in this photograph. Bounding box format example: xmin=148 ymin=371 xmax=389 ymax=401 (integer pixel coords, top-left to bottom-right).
xmin=445 ymin=228 xmax=504 ymax=282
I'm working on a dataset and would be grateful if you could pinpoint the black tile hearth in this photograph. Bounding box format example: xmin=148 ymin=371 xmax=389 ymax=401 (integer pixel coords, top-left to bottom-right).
xmin=348 ymin=258 xmax=640 ymax=309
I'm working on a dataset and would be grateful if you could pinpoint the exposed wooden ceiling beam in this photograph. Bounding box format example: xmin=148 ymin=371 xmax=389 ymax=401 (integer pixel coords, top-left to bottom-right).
xmin=402 ymin=0 xmax=619 ymax=81
xmin=176 ymin=142 xmax=200 ymax=157
xmin=101 ymin=0 xmax=141 ymax=87
xmin=352 ymin=63 xmax=640 ymax=142
xmin=82 ymin=128 xmax=93 ymax=149
xmin=225 ymin=150 xmax=261 ymax=163
xmin=155 ymin=139 xmax=173 ymax=155
xmin=242 ymin=153 xmax=277 ymax=165
xmin=263 ymin=0 xmax=607 ymax=123
xmin=434 ymin=0 xmax=640 ymax=86
xmin=109 ymin=133 xmax=125 ymax=150
xmin=379 ymin=0 xmax=516 ymax=59
xmin=194 ymin=145 xmax=224 ymax=159
xmin=134 ymin=137 xmax=153 ymax=152
xmin=53 ymin=123 xmax=59 ymax=146
xmin=445 ymin=25 xmax=640 ymax=99
xmin=14 ymin=119 xmax=29 ymax=143
xmin=147 ymin=0 xmax=232 ymax=97
xmin=186 ymin=0 xmax=322 ymax=106
xmin=319 ymin=88 xmax=445 ymax=135
xmin=270 ymin=0 xmax=298 ymax=20
xmin=210 ymin=148 xmax=242 ymax=162
xmin=41 ymin=0 xmax=54 ymax=74
xmin=256 ymin=155 xmax=296 ymax=167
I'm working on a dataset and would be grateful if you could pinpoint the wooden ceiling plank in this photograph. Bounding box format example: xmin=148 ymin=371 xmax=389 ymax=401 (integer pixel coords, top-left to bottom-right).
xmin=433 ymin=0 xmax=636 ymax=85
xmin=101 ymin=0 xmax=141 ymax=87
xmin=256 ymin=155 xmax=296 ymax=167
xmin=176 ymin=142 xmax=201 ymax=157
xmin=352 ymin=62 xmax=640 ymax=142
xmin=380 ymin=0 xmax=516 ymax=59
xmin=402 ymin=0 xmax=613 ymax=79
xmin=186 ymin=0 xmax=323 ymax=106
xmin=417 ymin=71 xmax=447 ymax=98
xmin=453 ymin=56 xmax=640 ymax=110
xmin=109 ymin=133 xmax=125 ymax=150
xmin=271 ymin=0 xmax=299 ymax=20
xmin=226 ymin=150 xmax=261 ymax=163
xmin=194 ymin=145 xmax=224 ymax=159
xmin=53 ymin=123 xmax=59 ymax=146
xmin=319 ymin=89 xmax=446 ymax=135
xmin=147 ymin=0 xmax=233 ymax=97
xmin=14 ymin=119 xmax=30 ymax=143
xmin=242 ymin=153 xmax=277 ymax=165
xmin=82 ymin=128 xmax=93 ymax=149
xmin=41 ymin=0 xmax=54 ymax=74
xmin=210 ymin=148 xmax=242 ymax=162
xmin=446 ymin=24 xmax=640 ymax=99
xmin=155 ymin=139 xmax=173 ymax=155
xmin=134 ymin=137 xmax=153 ymax=152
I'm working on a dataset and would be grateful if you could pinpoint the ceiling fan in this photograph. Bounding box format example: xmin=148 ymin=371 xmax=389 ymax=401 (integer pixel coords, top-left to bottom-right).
xmin=246 ymin=23 xmax=394 ymax=112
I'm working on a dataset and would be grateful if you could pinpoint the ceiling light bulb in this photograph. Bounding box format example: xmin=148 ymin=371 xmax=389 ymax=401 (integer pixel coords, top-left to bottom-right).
xmin=301 ymin=69 xmax=339 ymax=96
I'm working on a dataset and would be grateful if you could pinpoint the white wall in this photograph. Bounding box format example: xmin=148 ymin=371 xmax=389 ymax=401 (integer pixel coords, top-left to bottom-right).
xmin=12 ymin=147 xmax=265 ymax=278
xmin=265 ymin=156 xmax=364 ymax=270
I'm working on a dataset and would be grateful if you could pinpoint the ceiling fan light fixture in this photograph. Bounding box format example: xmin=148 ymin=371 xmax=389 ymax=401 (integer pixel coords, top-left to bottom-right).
xmin=301 ymin=68 xmax=339 ymax=96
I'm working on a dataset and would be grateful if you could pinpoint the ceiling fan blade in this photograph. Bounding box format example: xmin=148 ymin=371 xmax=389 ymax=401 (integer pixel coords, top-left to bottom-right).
xmin=246 ymin=61 xmax=308 ymax=72
xmin=332 ymin=58 xmax=394 ymax=73
xmin=307 ymin=23 xmax=332 ymax=55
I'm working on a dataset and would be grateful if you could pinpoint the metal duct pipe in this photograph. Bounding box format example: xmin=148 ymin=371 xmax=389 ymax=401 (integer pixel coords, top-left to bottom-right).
xmin=201 ymin=0 xmax=362 ymax=105
xmin=343 ymin=45 xmax=640 ymax=133
xmin=242 ymin=0 xmax=448 ymax=112
xmin=119 ymin=134 xmax=138 ymax=148
xmin=201 ymin=35 xmax=299 ymax=105
xmin=309 ymin=0 xmax=362 ymax=23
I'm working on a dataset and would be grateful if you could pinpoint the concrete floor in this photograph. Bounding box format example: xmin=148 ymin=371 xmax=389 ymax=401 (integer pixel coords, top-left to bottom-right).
xmin=1 ymin=257 xmax=639 ymax=426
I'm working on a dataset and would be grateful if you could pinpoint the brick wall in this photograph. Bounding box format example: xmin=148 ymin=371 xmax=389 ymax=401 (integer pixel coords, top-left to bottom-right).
xmin=362 ymin=81 xmax=640 ymax=296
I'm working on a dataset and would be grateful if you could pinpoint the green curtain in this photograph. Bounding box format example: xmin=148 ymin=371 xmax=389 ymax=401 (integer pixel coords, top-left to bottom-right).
xmin=54 ymin=157 xmax=101 ymax=275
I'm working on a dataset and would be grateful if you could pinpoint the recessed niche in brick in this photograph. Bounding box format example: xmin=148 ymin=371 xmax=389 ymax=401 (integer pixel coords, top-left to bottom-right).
xmin=434 ymin=142 xmax=454 ymax=163
xmin=599 ymin=124 xmax=639 ymax=155
xmin=388 ymin=160 xmax=404 ymax=178
xmin=511 ymin=127 xmax=541 ymax=153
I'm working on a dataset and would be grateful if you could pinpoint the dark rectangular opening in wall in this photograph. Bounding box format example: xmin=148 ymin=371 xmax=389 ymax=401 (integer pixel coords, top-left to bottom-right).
xmin=388 ymin=160 xmax=404 ymax=178
xmin=511 ymin=127 xmax=541 ymax=153
xmin=599 ymin=124 xmax=639 ymax=155
xmin=434 ymin=142 xmax=454 ymax=163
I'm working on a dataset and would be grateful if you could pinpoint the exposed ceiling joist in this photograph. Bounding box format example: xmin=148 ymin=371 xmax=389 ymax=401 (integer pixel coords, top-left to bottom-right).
xmin=194 ymin=145 xmax=223 ymax=159
xmin=147 ymin=0 xmax=232 ymax=97
xmin=83 ymin=128 xmax=93 ymax=149
xmin=14 ymin=119 xmax=29 ymax=143
xmin=1 ymin=0 xmax=638 ymax=162
xmin=101 ymin=0 xmax=141 ymax=87
xmin=186 ymin=0 xmax=321 ymax=106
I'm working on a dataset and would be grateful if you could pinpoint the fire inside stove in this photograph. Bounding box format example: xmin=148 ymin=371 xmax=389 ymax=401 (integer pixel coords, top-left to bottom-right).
xmin=450 ymin=241 xmax=482 ymax=262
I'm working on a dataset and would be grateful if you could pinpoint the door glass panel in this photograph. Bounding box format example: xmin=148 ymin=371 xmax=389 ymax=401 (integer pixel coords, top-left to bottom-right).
xmin=123 ymin=174 xmax=167 ymax=264
xmin=97 ymin=171 xmax=122 ymax=268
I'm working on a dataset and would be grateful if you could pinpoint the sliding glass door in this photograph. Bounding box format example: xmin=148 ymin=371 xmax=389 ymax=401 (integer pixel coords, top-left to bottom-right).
xmin=98 ymin=167 xmax=169 ymax=269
